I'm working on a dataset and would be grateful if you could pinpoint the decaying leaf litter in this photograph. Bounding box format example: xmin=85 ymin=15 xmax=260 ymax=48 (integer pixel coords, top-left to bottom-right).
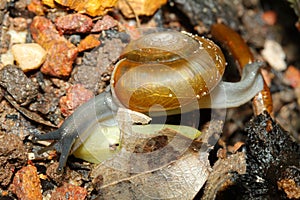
xmin=0 ymin=0 xmax=299 ymax=199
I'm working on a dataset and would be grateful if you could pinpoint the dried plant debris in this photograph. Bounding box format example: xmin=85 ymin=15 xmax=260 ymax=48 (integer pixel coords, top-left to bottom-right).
xmin=0 ymin=65 xmax=60 ymax=127
xmin=88 ymin=117 xmax=223 ymax=199
xmin=202 ymin=152 xmax=247 ymax=200
xmin=4 ymin=92 xmax=57 ymax=127
xmin=90 ymin=121 xmax=212 ymax=199
xmin=117 ymin=0 xmax=168 ymax=18
xmin=52 ymin=0 xmax=118 ymax=17
xmin=105 ymin=152 xmax=208 ymax=199
xmin=288 ymin=0 xmax=300 ymax=26
xmin=240 ymin=112 xmax=300 ymax=199
xmin=210 ymin=112 xmax=300 ymax=199
xmin=91 ymin=149 xmax=210 ymax=200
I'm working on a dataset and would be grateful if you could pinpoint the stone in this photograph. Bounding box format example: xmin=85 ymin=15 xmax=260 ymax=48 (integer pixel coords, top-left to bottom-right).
xmin=12 ymin=43 xmax=46 ymax=72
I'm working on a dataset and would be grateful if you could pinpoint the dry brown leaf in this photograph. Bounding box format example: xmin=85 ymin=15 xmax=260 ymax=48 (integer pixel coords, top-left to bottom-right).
xmin=118 ymin=0 xmax=168 ymax=18
xmin=92 ymin=149 xmax=210 ymax=199
xmin=54 ymin=0 xmax=118 ymax=16
xmin=91 ymin=109 xmax=212 ymax=199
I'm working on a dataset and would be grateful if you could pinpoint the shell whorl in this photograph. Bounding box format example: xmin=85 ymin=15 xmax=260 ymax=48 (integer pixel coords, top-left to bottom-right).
xmin=111 ymin=31 xmax=226 ymax=113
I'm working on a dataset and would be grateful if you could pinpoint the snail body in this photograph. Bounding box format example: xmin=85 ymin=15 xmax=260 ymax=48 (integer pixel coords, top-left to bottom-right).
xmin=34 ymin=30 xmax=264 ymax=172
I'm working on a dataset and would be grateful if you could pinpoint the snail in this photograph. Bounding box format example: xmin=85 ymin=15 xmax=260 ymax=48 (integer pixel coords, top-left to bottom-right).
xmin=34 ymin=29 xmax=264 ymax=172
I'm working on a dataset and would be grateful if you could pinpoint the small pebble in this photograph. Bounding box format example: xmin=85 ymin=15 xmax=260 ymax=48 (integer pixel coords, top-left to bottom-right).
xmin=68 ymin=34 xmax=82 ymax=45
xmin=283 ymin=65 xmax=300 ymax=88
xmin=77 ymin=34 xmax=101 ymax=52
xmin=12 ymin=17 xmax=28 ymax=31
xmin=7 ymin=29 xmax=28 ymax=45
xmin=27 ymin=0 xmax=46 ymax=15
xmin=30 ymin=16 xmax=62 ymax=48
xmin=0 ymin=65 xmax=39 ymax=105
xmin=91 ymin=15 xmax=118 ymax=32
xmin=0 ymin=0 xmax=7 ymax=9
xmin=55 ymin=13 xmax=93 ymax=34
xmin=0 ymin=50 xmax=14 ymax=66
xmin=261 ymin=39 xmax=287 ymax=71
xmin=278 ymin=179 xmax=300 ymax=199
xmin=261 ymin=10 xmax=277 ymax=26
xmin=59 ymin=84 xmax=94 ymax=117
xmin=27 ymin=152 xmax=35 ymax=160
xmin=31 ymin=16 xmax=78 ymax=77
xmin=50 ymin=183 xmax=87 ymax=200
xmin=41 ymin=41 xmax=78 ymax=77
xmin=279 ymin=89 xmax=296 ymax=103
xmin=12 ymin=165 xmax=43 ymax=200
xmin=0 ymin=131 xmax=27 ymax=187
xmin=12 ymin=43 xmax=46 ymax=72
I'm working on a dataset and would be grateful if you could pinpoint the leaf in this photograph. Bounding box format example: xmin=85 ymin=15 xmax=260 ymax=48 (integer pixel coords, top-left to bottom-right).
xmin=92 ymin=148 xmax=210 ymax=199
xmin=91 ymin=109 xmax=213 ymax=199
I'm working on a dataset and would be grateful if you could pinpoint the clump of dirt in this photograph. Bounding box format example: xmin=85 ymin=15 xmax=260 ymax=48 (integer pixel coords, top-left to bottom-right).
xmin=0 ymin=131 xmax=27 ymax=187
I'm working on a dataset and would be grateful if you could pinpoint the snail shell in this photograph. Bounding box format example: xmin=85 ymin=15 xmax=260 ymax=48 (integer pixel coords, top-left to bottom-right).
xmin=111 ymin=31 xmax=226 ymax=113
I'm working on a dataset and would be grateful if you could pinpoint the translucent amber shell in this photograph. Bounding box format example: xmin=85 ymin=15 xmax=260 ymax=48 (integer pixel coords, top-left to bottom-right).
xmin=111 ymin=31 xmax=226 ymax=113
